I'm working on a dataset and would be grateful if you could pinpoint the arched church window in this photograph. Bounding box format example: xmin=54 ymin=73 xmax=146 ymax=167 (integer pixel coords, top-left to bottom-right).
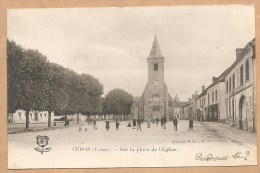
xmin=154 ymin=63 xmax=158 ymax=71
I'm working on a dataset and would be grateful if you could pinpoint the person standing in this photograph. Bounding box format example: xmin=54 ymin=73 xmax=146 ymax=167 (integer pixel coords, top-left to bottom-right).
xmin=105 ymin=119 xmax=110 ymax=131
xmin=189 ymin=118 xmax=193 ymax=131
xmin=156 ymin=117 xmax=159 ymax=125
xmin=173 ymin=116 xmax=178 ymax=131
xmin=160 ymin=117 xmax=163 ymax=127
xmin=163 ymin=116 xmax=167 ymax=129
xmin=93 ymin=118 xmax=97 ymax=130
xmin=132 ymin=118 xmax=136 ymax=129
xmin=84 ymin=119 xmax=88 ymax=131
xmin=116 ymin=120 xmax=120 ymax=130
xmin=137 ymin=117 xmax=142 ymax=131
xmin=147 ymin=117 xmax=151 ymax=128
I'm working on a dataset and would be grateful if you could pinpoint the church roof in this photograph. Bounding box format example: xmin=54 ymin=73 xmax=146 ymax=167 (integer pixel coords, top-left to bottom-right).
xmin=149 ymin=35 xmax=163 ymax=58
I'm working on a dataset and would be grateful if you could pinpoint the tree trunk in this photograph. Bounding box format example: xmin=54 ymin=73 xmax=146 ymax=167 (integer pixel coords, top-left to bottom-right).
xmin=25 ymin=110 xmax=30 ymax=130
xmin=77 ymin=112 xmax=80 ymax=125
xmin=48 ymin=110 xmax=52 ymax=127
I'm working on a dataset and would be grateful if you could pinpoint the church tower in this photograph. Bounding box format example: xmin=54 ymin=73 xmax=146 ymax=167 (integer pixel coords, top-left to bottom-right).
xmin=137 ymin=35 xmax=173 ymax=121
xmin=147 ymin=34 xmax=164 ymax=83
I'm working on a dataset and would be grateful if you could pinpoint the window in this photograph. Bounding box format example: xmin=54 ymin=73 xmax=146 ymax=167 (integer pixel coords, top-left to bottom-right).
xmin=226 ymin=80 xmax=228 ymax=93
xmin=204 ymin=97 xmax=206 ymax=105
xmin=240 ymin=65 xmax=243 ymax=86
xmin=229 ymin=100 xmax=231 ymax=117
xmin=229 ymin=77 xmax=231 ymax=92
xmin=154 ymin=63 xmax=158 ymax=71
xmin=212 ymin=92 xmax=214 ymax=103
xmin=246 ymin=59 xmax=249 ymax=81
xmin=233 ymin=73 xmax=235 ymax=90
xmin=208 ymin=94 xmax=210 ymax=104
xmin=152 ymin=107 xmax=160 ymax=111
xmin=215 ymin=90 xmax=217 ymax=101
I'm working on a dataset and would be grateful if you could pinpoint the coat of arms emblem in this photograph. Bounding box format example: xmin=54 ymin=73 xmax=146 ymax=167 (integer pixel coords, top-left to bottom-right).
xmin=34 ymin=135 xmax=51 ymax=154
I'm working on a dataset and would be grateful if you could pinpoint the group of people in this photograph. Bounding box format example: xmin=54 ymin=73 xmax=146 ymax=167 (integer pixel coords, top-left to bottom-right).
xmin=78 ymin=116 xmax=194 ymax=132
xmin=79 ymin=118 xmax=97 ymax=132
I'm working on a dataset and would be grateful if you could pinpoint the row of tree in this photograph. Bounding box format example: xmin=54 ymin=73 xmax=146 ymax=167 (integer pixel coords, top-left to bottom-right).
xmin=8 ymin=39 xmax=135 ymax=130
xmin=8 ymin=40 xmax=104 ymax=130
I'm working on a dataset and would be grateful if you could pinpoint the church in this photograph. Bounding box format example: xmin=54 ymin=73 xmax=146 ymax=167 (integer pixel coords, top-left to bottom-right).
xmin=132 ymin=35 xmax=174 ymax=121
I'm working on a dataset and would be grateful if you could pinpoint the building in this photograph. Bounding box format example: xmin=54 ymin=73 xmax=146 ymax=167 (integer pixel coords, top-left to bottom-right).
xmin=181 ymin=98 xmax=192 ymax=120
xmin=225 ymin=39 xmax=256 ymax=131
xmin=195 ymin=85 xmax=208 ymax=121
xmin=137 ymin=35 xmax=174 ymax=121
xmin=195 ymin=69 xmax=228 ymax=122
xmin=8 ymin=109 xmax=54 ymax=123
xmin=171 ymin=95 xmax=188 ymax=120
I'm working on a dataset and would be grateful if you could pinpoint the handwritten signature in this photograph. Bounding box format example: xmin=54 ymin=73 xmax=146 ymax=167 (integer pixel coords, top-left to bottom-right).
xmin=195 ymin=151 xmax=250 ymax=161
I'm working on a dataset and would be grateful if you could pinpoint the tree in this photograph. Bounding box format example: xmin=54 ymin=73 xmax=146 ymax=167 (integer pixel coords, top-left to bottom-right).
xmin=104 ymin=88 xmax=134 ymax=120
xmin=7 ymin=39 xmax=104 ymax=129
xmin=7 ymin=40 xmax=50 ymax=130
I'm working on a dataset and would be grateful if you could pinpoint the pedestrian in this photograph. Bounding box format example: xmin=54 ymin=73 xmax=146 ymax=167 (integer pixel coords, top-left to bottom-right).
xmin=84 ymin=119 xmax=88 ymax=131
xmin=105 ymin=119 xmax=110 ymax=131
xmin=160 ymin=117 xmax=163 ymax=127
xmin=163 ymin=116 xmax=167 ymax=129
xmin=133 ymin=118 xmax=136 ymax=129
xmin=189 ymin=118 xmax=193 ymax=131
xmin=93 ymin=118 xmax=97 ymax=130
xmin=137 ymin=117 xmax=142 ymax=131
xmin=156 ymin=117 xmax=159 ymax=125
xmin=173 ymin=116 xmax=178 ymax=131
xmin=239 ymin=118 xmax=243 ymax=130
xmin=147 ymin=117 xmax=151 ymax=128
xmin=78 ymin=120 xmax=82 ymax=132
xmin=116 ymin=120 xmax=120 ymax=130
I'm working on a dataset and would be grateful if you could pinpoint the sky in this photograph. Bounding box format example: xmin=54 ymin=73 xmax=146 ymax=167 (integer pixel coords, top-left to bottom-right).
xmin=7 ymin=5 xmax=255 ymax=101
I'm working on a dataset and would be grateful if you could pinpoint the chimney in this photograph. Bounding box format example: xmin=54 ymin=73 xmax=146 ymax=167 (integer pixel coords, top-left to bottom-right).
xmin=202 ymin=85 xmax=205 ymax=92
xmin=236 ymin=48 xmax=243 ymax=59
xmin=212 ymin=76 xmax=217 ymax=83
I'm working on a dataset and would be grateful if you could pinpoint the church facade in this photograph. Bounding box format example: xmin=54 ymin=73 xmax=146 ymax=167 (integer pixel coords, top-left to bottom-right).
xmin=134 ymin=35 xmax=174 ymax=121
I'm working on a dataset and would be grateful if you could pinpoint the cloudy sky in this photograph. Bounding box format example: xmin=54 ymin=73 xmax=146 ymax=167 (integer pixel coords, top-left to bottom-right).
xmin=7 ymin=5 xmax=255 ymax=100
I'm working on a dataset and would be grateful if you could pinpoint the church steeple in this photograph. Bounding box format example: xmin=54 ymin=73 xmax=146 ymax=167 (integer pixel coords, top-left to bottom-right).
xmin=149 ymin=34 xmax=162 ymax=58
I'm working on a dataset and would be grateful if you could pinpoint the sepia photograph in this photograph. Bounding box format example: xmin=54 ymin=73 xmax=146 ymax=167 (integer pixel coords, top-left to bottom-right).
xmin=6 ymin=5 xmax=256 ymax=169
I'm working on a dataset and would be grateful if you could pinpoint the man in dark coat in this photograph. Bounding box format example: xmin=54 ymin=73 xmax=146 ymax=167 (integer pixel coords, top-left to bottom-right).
xmin=116 ymin=120 xmax=119 ymax=130
xmin=173 ymin=116 xmax=178 ymax=131
xmin=132 ymin=118 xmax=136 ymax=129
xmin=137 ymin=117 xmax=142 ymax=131
xmin=105 ymin=119 xmax=110 ymax=131
xmin=156 ymin=117 xmax=159 ymax=125
xmin=160 ymin=117 xmax=163 ymax=127
xmin=189 ymin=118 xmax=193 ymax=131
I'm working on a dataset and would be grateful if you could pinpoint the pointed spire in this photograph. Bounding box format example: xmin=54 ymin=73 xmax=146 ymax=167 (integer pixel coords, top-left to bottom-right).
xmin=149 ymin=34 xmax=162 ymax=58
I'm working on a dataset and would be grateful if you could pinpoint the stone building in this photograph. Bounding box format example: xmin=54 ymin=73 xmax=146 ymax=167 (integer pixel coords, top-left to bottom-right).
xmin=195 ymin=70 xmax=228 ymax=122
xmin=181 ymin=98 xmax=192 ymax=120
xmin=225 ymin=39 xmax=256 ymax=132
xmin=171 ymin=95 xmax=188 ymax=120
xmin=137 ymin=35 xmax=174 ymax=121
